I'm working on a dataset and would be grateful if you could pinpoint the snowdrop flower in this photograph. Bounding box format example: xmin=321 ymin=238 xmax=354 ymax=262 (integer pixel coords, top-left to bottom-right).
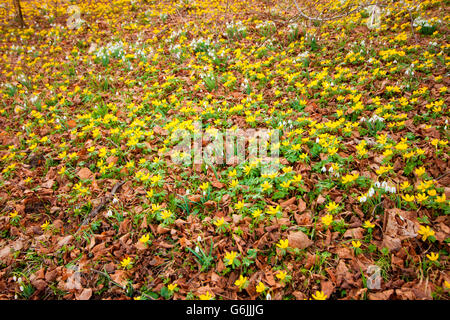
xmin=112 ymin=197 xmax=119 ymax=204
xmin=328 ymin=166 xmax=334 ymax=173
xmin=106 ymin=209 xmax=113 ymax=217
xmin=266 ymin=293 xmax=272 ymax=300
xmin=374 ymin=181 xmax=380 ymax=188
xmin=321 ymin=166 xmax=327 ymax=173
xmin=359 ymin=195 xmax=367 ymax=203
xmin=20 ymin=286 xmax=24 ymax=292
xmin=368 ymin=187 xmax=375 ymax=197
xmin=195 ymin=246 xmax=200 ymax=254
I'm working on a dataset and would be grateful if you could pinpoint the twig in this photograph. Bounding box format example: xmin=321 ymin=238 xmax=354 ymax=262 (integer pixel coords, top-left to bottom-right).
xmin=90 ymin=268 xmax=156 ymax=300
xmin=76 ymin=180 xmax=125 ymax=233
xmin=408 ymin=8 xmax=418 ymax=43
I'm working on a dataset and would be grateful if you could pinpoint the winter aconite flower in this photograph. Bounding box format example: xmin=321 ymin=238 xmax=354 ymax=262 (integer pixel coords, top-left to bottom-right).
xmin=312 ymin=290 xmax=327 ymax=300
xmin=168 ymin=283 xmax=178 ymax=291
xmin=234 ymin=275 xmax=248 ymax=291
xmin=352 ymin=240 xmax=361 ymax=248
xmin=224 ymin=251 xmax=239 ymax=266
xmin=426 ymin=252 xmax=439 ymax=261
xmin=199 ymin=291 xmax=214 ymax=300
xmin=363 ymin=220 xmax=375 ymax=229
xmin=256 ymin=282 xmax=266 ymax=294
xmin=321 ymin=214 xmax=333 ymax=227
xmin=120 ymin=256 xmax=133 ymax=269
xmin=325 ymin=201 xmax=339 ymax=213
xmin=139 ymin=234 xmax=150 ymax=244
xmin=418 ymin=225 xmax=435 ymax=241
xmin=276 ymin=239 xmax=289 ymax=249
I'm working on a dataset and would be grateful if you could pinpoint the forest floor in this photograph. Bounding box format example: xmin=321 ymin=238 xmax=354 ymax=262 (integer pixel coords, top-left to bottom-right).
xmin=0 ymin=0 xmax=449 ymax=300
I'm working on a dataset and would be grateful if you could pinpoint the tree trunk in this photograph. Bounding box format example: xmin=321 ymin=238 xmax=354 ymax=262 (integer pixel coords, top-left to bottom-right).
xmin=13 ymin=0 xmax=25 ymax=27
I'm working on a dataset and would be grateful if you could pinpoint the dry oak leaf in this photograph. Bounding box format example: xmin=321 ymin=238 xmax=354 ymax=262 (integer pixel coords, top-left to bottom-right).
xmin=77 ymin=167 xmax=93 ymax=180
xmin=76 ymin=288 xmax=93 ymax=300
xmin=288 ymin=230 xmax=313 ymax=249
xmin=110 ymin=270 xmax=129 ymax=288
xmin=368 ymin=289 xmax=394 ymax=300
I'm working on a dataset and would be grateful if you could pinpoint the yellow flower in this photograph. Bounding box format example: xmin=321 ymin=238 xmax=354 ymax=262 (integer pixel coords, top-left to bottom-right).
xmin=418 ymin=225 xmax=435 ymax=241
xmin=444 ymin=281 xmax=450 ymax=290
xmin=352 ymin=240 xmax=361 ymax=248
xmin=41 ymin=220 xmax=50 ymax=231
xmin=280 ymin=180 xmax=291 ymax=189
xmin=416 ymin=193 xmax=429 ymax=203
xmin=199 ymin=182 xmax=209 ymax=191
xmin=312 ymin=290 xmax=327 ymax=300
xmin=9 ymin=211 xmax=18 ymax=218
xmin=229 ymin=169 xmax=237 ymax=178
xmin=168 ymin=283 xmax=178 ymax=291
xmin=214 ymin=217 xmax=225 ymax=227
xmin=151 ymin=174 xmax=162 ymax=185
xmin=325 ymin=201 xmax=339 ymax=213
xmin=235 ymin=200 xmax=245 ymax=210
xmin=256 ymin=281 xmax=266 ymax=293
xmin=321 ymin=214 xmax=333 ymax=227
xmin=400 ymin=181 xmax=410 ymax=190
xmin=234 ymin=275 xmax=248 ymax=290
xmin=415 ymin=166 xmax=426 ymax=177
xmin=229 ymin=179 xmax=239 ymax=188
xmin=292 ymin=174 xmax=303 ymax=183
xmin=401 ymin=194 xmax=415 ymax=202
xmin=261 ymin=180 xmax=272 ymax=191
xmin=363 ymin=220 xmax=375 ymax=229
xmin=341 ymin=173 xmax=359 ymax=184
xmin=224 ymin=251 xmax=238 ymax=266
xmin=120 ymin=256 xmax=133 ymax=268
xmin=252 ymin=209 xmax=262 ymax=218
xmin=276 ymin=239 xmax=289 ymax=249
xmin=426 ymin=252 xmax=439 ymax=262
xmin=139 ymin=234 xmax=150 ymax=243
xmin=266 ymin=205 xmax=281 ymax=216
xmin=327 ymin=146 xmax=338 ymax=155
xmin=436 ymin=194 xmax=446 ymax=203
xmin=276 ymin=270 xmax=287 ymax=281
xmin=199 ymin=291 xmax=213 ymax=300
xmin=58 ymin=166 xmax=66 ymax=175
xmin=160 ymin=210 xmax=172 ymax=220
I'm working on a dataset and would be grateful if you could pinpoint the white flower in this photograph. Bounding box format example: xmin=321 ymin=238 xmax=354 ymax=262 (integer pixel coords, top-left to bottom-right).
xmin=195 ymin=246 xmax=200 ymax=254
xmin=197 ymin=235 xmax=202 ymax=242
xmin=359 ymin=195 xmax=367 ymax=203
xmin=266 ymin=293 xmax=272 ymax=300
xmin=106 ymin=210 xmax=113 ymax=217
xmin=112 ymin=197 xmax=119 ymax=204
xmin=321 ymin=166 xmax=327 ymax=173
xmin=368 ymin=187 xmax=375 ymax=197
